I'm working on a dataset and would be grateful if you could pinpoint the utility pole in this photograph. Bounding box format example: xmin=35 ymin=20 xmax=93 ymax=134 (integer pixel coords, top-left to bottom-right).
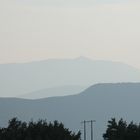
xmin=81 ymin=120 xmax=86 ymax=140
xmin=81 ymin=120 xmax=96 ymax=140
xmin=84 ymin=120 xmax=86 ymax=140
xmin=91 ymin=120 xmax=96 ymax=140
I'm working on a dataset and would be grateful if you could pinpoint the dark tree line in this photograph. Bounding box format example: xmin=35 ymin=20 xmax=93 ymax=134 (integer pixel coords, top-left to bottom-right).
xmin=0 ymin=118 xmax=81 ymax=140
xmin=103 ymin=118 xmax=140 ymax=140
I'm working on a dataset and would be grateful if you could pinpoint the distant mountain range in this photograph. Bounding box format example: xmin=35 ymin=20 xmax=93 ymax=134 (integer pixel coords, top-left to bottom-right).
xmin=1 ymin=83 xmax=140 ymax=140
xmin=19 ymin=85 xmax=86 ymax=99
xmin=0 ymin=57 xmax=140 ymax=97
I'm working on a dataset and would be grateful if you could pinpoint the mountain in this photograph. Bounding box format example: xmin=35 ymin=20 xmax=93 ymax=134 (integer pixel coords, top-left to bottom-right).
xmin=1 ymin=83 xmax=140 ymax=140
xmin=19 ymin=85 xmax=86 ymax=99
xmin=0 ymin=57 xmax=140 ymax=97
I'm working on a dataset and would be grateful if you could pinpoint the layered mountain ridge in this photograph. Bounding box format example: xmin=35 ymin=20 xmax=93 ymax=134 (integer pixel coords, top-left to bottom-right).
xmin=1 ymin=57 xmax=140 ymax=97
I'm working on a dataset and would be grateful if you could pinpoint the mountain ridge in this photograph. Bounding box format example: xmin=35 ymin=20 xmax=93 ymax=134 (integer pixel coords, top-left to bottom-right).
xmin=19 ymin=85 xmax=86 ymax=99
xmin=0 ymin=57 xmax=140 ymax=97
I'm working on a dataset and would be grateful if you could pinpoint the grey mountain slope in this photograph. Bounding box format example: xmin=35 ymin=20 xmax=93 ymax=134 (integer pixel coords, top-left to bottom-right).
xmin=19 ymin=85 xmax=86 ymax=99
xmin=1 ymin=57 xmax=140 ymax=97
xmin=1 ymin=83 xmax=140 ymax=140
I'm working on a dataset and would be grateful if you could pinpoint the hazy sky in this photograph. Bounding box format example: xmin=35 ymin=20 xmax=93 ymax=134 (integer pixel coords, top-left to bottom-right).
xmin=1 ymin=0 xmax=140 ymax=68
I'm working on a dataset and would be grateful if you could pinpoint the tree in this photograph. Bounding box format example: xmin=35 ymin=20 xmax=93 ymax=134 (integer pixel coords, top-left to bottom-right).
xmin=103 ymin=118 xmax=140 ymax=140
xmin=0 ymin=118 xmax=81 ymax=140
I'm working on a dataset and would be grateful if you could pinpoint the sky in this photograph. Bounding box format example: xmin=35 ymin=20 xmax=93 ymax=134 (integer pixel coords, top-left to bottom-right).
xmin=1 ymin=0 xmax=140 ymax=68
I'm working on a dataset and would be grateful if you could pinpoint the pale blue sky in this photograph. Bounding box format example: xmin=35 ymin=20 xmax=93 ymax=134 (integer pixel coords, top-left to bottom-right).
xmin=0 ymin=0 xmax=140 ymax=68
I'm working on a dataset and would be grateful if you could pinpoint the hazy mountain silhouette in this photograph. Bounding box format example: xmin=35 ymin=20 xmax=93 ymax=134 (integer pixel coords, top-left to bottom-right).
xmin=1 ymin=57 xmax=140 ymax=97
xmin=1 ymin=83 xmax=140 ymax=140
xmin=20 ymin=85 xmax=86 ymax=99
